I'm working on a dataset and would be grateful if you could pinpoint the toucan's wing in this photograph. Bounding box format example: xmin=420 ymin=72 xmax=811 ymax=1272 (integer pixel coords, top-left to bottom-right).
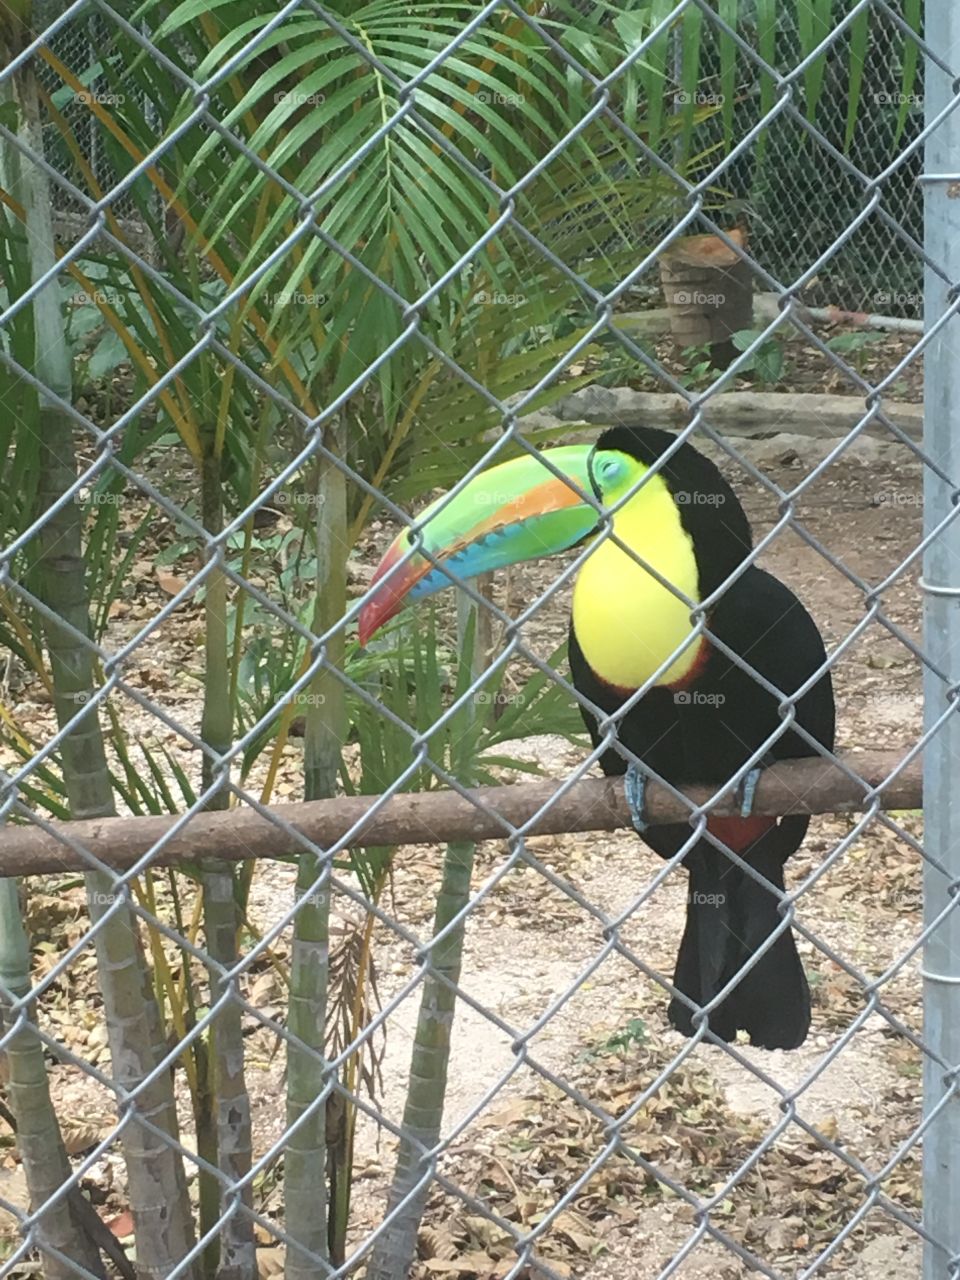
xmin=704 ymin=565 xmax=836 ymax=760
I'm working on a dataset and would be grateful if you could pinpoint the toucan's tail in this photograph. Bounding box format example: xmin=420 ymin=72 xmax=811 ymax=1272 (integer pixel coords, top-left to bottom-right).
xmin=668 ymin=824 xmax=810 ymax=1050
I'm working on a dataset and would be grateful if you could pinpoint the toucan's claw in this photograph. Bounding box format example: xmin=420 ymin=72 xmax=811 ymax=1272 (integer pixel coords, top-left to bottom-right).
xmin=625 ymin=763 xmax=649 ymax=833
xmin=737 ymin=765 xmax=764 ymax=818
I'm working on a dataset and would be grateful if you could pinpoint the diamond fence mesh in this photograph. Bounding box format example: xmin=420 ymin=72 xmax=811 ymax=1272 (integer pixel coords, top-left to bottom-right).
xmin=0 ymin=2 xmax=957 ymax=1280
xmin=683 ymin=0 xmax=926 ymax=317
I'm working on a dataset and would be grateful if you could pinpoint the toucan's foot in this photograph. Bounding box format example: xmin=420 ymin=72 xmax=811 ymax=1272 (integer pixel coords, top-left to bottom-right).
xmin=625 ymin=763 xmax=649 ymax=833
xmin=737 ymin=765 xmax=764 ymax=818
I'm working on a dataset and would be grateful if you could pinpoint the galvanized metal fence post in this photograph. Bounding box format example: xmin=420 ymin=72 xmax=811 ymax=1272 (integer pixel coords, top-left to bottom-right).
xmin=922 ymin=0 xmax=960 ymax=1272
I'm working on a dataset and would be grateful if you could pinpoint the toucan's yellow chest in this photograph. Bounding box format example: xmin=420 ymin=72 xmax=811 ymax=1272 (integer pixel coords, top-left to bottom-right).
xmin=571 ymin=478 xmax=701 ymax=690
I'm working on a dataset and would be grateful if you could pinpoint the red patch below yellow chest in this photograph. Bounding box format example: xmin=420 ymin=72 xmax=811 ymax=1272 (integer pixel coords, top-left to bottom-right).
xmin=705 ymin=815 xmax=776 ymax=852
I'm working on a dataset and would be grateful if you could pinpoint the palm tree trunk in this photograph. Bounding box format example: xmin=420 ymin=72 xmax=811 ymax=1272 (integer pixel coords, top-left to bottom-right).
xmin=366 ymin=600 xmax=484 ymax=1280
xmin=0 ymin=881 xmax=103 ymax=1278
xmin=5 ymin=53 xmax=196 ymax=1280
xmin=284 ymin=444 xmax=346 ymax=1280
xmin=364 ymin=838 xmax=475 ymax=1280
xmin=199 ymin=451 xmax=255 ymax=1280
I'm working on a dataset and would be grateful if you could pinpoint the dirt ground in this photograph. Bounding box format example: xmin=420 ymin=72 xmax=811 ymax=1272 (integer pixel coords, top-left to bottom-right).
xmin=0 ymin=420 xmax=933 ymax=1278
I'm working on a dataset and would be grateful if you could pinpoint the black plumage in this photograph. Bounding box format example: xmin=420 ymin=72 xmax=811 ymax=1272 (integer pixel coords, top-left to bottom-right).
xmin=569 ymin=428 xmax=835 ymax=1050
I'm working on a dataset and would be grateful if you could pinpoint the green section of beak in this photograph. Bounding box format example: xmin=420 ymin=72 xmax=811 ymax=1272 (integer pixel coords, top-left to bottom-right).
xmin=358 ymin=445 xmax=600 ymax=643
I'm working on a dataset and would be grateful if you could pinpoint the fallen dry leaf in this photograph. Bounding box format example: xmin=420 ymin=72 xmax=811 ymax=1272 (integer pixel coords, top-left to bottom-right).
xmin=257 ymin=1245 xmax=284 ymax=1278
xmin=424 ymin=1253 xmax=497 ymax=1275
xmin=62 ymin=1121 xmax=114 ymax=1156
xmin=155 ymin=570 xmax=189 ymax=596
xmin=105 ymin=1210 xmax=135 ymax=1238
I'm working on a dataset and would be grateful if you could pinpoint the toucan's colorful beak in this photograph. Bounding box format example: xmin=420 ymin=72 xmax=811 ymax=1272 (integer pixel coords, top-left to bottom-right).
xmin=357 ymin=445 xmax=599 ymax=645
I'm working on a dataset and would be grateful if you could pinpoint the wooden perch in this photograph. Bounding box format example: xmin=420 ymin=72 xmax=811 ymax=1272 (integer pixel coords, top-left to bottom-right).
xmin=0 ymin=751 xmax=920 ymax=879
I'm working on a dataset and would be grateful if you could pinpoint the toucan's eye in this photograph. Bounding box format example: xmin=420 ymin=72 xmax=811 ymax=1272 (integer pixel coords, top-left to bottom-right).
xmin=597 ymin=456 xmax=623 ymax=485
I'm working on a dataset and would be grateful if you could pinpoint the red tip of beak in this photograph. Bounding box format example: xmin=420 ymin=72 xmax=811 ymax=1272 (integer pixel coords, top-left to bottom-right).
xmin=357 ymin=537 xmax=426 ymax=646
xmin=358 ymin=596 xmax=392 ymax=648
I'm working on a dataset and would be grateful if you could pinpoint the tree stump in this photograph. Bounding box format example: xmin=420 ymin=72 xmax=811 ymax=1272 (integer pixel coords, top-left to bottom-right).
xmin=659 ymin=228 xmax=754 ymax=368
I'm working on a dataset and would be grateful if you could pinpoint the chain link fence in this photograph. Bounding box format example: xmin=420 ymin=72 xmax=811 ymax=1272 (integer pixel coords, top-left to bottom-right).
xmin=685 ymin=0 xmax=926 ymax=317
xmin=0 ymin=2 xmax=957 ymax=1279
xmin=35 ymin=1 xmax=141 ymax=224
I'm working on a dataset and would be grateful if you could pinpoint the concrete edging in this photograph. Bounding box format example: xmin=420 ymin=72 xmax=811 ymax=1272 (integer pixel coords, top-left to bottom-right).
xmin=533 ymin=385 xmax=922 ymax=442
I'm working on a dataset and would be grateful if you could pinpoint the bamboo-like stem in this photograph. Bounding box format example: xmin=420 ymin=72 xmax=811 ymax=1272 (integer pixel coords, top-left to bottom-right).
xmin=329 ymin=874 xmax=388 ymax=1264
xmin=365 ymin=600 xmax=484 ymax=1280
xmin=199 ymin=450 xmax=255 ymax=1280
xmin=0 ymin=880 xmax=103 ymax=1278
xmin=284 ymin=440 xmax=347 ymax=1280
xmin=32 ymin=78 xmax=202 ymax=456
xmin=0 ymin=97 xmax=85 ymax=1274
xmin=365 ymin=839 xmax=476 ymax=1280
xmin=4 ymin=56 xmax=196 ymax=1280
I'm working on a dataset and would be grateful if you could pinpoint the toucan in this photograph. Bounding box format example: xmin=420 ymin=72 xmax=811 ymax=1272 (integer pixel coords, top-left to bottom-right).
xmin=358 ymin=427 xmax=835 ymax=1050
